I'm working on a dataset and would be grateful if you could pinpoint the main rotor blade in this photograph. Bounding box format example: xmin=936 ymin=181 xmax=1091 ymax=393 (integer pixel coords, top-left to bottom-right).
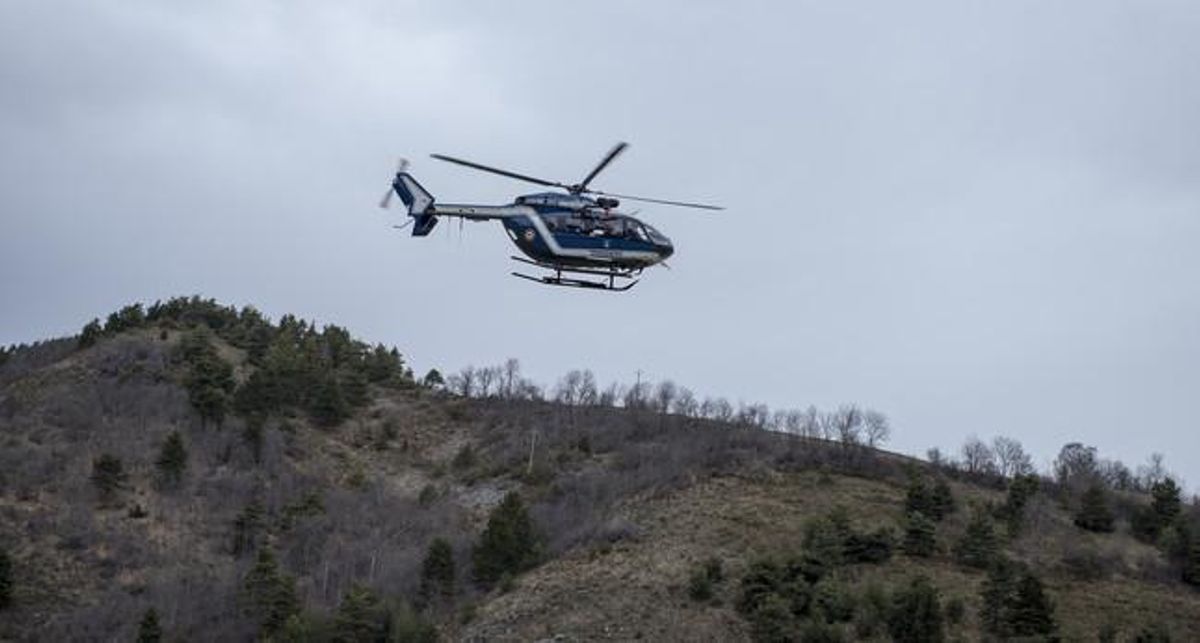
xmin=589 ymin=190 xmax=724 ymax=211
xmin=430 ymin=153 xmax=567 ymax=189
xmin=577 ymin=141 xmax=628 ymax=192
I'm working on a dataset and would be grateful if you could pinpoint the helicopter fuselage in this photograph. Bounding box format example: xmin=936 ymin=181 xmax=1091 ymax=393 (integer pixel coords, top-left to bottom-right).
xmin=406 ymin=186 xmax=674 ymax=271
xmin=381 ymin=142 xmax=717 ymax=290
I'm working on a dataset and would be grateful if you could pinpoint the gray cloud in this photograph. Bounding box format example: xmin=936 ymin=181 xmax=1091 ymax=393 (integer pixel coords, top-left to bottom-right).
xmin=3 ymin=1 xmax=1198 ymax=484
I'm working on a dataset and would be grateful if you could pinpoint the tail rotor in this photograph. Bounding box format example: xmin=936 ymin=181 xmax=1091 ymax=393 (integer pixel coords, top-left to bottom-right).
xmin=378 ymin=158 xmax=410 ymax=209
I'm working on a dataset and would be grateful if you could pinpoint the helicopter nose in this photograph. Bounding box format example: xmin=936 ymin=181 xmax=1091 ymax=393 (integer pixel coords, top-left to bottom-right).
xmin=659 ymin=241 xmax=674 ymax=260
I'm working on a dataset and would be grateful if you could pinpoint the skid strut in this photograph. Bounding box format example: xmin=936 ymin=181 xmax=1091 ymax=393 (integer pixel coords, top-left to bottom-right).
xmin=509 ymin=257 xmax=641 ymax=291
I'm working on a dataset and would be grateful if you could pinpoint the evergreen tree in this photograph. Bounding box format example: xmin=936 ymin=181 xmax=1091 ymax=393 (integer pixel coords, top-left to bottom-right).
xmin=242 ymin=416 xmax=265 ymax=465
xmin=179 ymin=331 xmax=235 ymax=428
xmin=954 ymin=509 xmax=998 ymax=569
xmin=1007 ymin=572 xmax=1057 ymax=637
xmin=78 ymin=318 xmax=103 ymax=349
xmin=1182 ymin=527 xmax=1200 ymax=587
xmin=0 ymin=546 xmax=12 ymax=610
xmin=419 ymin=538 xmax=456 ymax=607
xmin=1074 ymin=483 xmax=1115 ymax=533
xmin=999 ymin=474 xmax=1039 ymax=536
xmin=90 ymin=453 xmax=128 ymax=504
xmin=340 ymin=368 xmax=370 ymax=409
xmin=1151 ymin=477 xmax=1182 ymax=529
xmin=241 ymin=549 xmax=300 ymax=639
xmin=980 ymin=561 xmax=1015 ymax=635
xmin=422 ymin=368 xmax=444 ymax=390
xmin=905 ymin=475 xmax=955 ymax=522
xmin=331 ymin=585 xmax=386 ymax=643
xmin=309 ymin=374 xmax=349 ymax=427
xmin=472 ymin=492 xmax=541 ymax=586
xmin=136 ymin=607 xmax=163 ymax=643
xmin=930 ymin=477 xmax=957 ymax=520
xmin=232 ymin=500 xmax=266 ymax=556
xmin=155 ymin=431 xmax=187 ymax=488
xmin=902 ymin=511 xmax=937 ymax=558
xmin=980 ymin=560 xmax=1057 ymax=639
xmin=803 ymin=511 xmax=849 ymax=568
xmin=887 ymin=575 xmax=944 ymax=643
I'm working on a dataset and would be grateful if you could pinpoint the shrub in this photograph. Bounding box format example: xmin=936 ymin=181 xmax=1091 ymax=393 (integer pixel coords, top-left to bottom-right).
xmin=90 ymin=453 xmax=128 ymax=504
xmin=844 ymin=527 xmax=894 ymax=564
xmin=1074 ymin=483 xmax=1115 ymax=533
xmin=332 ymin=585 xmax=387 ymax=643
xmin=0 ymin=546 xmax=12 ymax=610
xmin=154 ymin=431 xmax=187 ymax=488
xmin=136 ymin=608 xmax=162 ymax=643
xmin=390 ymin=602 xmax=439 ymax=642
xmin=887 ymin=575 xmax=944 ymax=643
xmin=813 ymin=578 xmax=856 ymax=623
xmin=232 ymin=500 xmax=266 ymax=556
xmin=688 ymin=557 xmax=724 ymax=602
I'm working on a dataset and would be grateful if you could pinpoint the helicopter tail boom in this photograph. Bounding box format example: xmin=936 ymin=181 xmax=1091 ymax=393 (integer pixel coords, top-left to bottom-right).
xmin=390 ymin=172 xmax=438 ymax=236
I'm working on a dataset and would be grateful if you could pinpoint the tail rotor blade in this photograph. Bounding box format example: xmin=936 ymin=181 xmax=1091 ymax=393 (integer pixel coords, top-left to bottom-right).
xmin=379 ymin=187 xmax=394 ymax=209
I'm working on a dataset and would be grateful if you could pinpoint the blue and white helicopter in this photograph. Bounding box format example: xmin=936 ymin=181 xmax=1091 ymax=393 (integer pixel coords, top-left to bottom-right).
xmin=378 ymin=142 xmax=722 ymax=291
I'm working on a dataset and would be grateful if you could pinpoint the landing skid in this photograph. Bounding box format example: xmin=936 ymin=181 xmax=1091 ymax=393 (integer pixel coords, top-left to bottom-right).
xmin=509 ymin=256 xmax=640 ymax=292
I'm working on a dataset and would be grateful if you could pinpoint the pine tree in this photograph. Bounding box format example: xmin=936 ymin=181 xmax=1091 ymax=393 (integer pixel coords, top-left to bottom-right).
xmin=242 ymin=416 xmax=265 ymax=465
xmin=422 ymin=368 xmax=445 ymax=390
xmin=332 ymin=585 xmax=386 ymax=643
xmin=980 ymin=560 xmax=1057 ymax=639
xmin=0 ymin=546 xmax=12 ymax=610
xmin=241 ymin=549 xmax=300 ymax=639
xmin=1182 ymin=527 xmax=1200 ymax=587
xmin=903 ymin=511 xmax=937 ymax=558
xmin=232 ymin=500 xmax=266 ymax=556
xmin=954 ymin=509 xmax=998 ymax=569
xmin=155 ymin=431 xmax=187 ymax=488
xmin=887 ymin=575 xmax=944 ymax=643
xmin=136 ymin=607 xmax=163 ymax=643
xmin=1008 ymin=571 xmax=1057 ymax=637
xmin=1074 ymin=483 xmax=1115 ymax=533
xmin=930 ymin=478 xmax=957 ymax=520
xmin=309 ymin=374 xmax=349 ymax=427
xmin=419 ymin=538 xmax=456 ymax=607
xmin=472 ymin=492 xmax=541 ymax=586
xmin=999 ymin=474 xmax=1040 ymax=536
xmin=90 ymin=453 xmax=128 ymax=504
xmin=78 ymin=318 xmax=103 ymax=349
xmin=1151 ymin=477 xmax=1182 ymax=529
xmin=179 ymin=331 xmax=235 ymax=428
xmin=905 ymin=475 xmax=956 ymax=522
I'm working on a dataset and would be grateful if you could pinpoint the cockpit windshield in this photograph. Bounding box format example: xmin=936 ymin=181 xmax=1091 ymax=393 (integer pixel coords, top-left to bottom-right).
xmin=643 ymin=222 xmax=671 ymax=246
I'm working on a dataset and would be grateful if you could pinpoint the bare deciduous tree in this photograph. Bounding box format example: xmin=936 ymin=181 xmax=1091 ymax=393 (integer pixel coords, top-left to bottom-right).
xmin=992 ymin=436 xmax=1032 ymax=478
xmin=863 ymin=409 xmax=890 ymax=448
xmin=500 ymin=358 xmax=521 ymax=399
xmin=961 ymin=436 xmax=996 ymax=475
xmin=555 ymin=370 xmax=583 ymax=406
xmin=476 ymin=366 xmax=497 ymax=398
xmin=578 ymin=370 xmax=598 ymax=406
xmin=673 ymin=387 xmax=698 ymax=418
xmin=654 ymin=380 xmax=677 ymax=414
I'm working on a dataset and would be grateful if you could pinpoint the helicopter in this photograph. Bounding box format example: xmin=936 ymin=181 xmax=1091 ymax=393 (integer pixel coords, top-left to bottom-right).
xmin=378 ymin=142 xmax=722 ymax=291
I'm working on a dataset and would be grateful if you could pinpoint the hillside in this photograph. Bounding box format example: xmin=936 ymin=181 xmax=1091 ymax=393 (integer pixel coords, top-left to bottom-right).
xmin=1 ymin=298 xmax=1198 ymax=642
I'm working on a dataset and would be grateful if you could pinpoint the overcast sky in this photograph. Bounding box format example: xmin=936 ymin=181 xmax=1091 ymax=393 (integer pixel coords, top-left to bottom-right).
xmin=3 ymin=1 xmax=1198 ymax=485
